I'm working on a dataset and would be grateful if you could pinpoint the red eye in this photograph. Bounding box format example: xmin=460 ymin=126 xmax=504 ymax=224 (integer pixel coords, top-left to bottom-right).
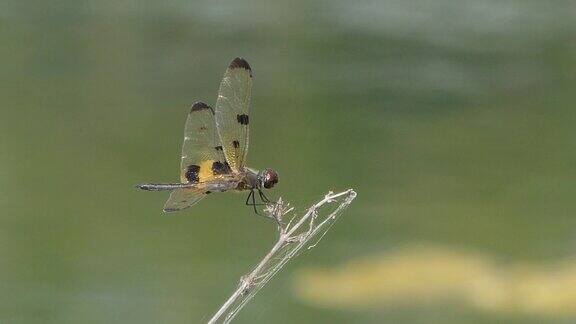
xmin=263 ymin=169 xmax=278 ymax=189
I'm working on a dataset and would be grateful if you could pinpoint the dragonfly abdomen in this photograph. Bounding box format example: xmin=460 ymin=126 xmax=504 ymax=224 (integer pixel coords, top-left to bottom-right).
xmin=136 ymin=183 xmax=195 ymax=191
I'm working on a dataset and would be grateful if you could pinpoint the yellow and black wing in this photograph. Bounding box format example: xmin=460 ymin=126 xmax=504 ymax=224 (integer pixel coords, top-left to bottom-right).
xmin=179 ymin=101 xmax=232 ymax=184
xmin=163 ymin=101 xmax=233 ymax=212
xmin=215 ymin=57 xmax=252 ymax=172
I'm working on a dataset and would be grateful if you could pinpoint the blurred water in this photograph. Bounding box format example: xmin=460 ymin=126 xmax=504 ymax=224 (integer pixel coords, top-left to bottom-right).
xmin=0 ymin=0 xmax=575 ymax=323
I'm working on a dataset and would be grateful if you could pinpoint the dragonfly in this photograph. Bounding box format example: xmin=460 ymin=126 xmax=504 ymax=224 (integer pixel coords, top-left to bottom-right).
xmin=136 ymin=57 xmax=278 ymax=214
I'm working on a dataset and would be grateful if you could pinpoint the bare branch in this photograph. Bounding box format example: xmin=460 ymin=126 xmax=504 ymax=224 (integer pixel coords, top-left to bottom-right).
xmin=207 ymin=189 xmax=357 ymax=324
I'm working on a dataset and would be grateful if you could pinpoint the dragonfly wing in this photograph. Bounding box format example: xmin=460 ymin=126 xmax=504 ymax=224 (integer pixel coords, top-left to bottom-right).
xmin=215 ymin=57 xmax=252 ymax=172
xmin=180 ymin=102 xmax=231 ymax=184
xmin=163 ymin=187 xmax=206 ymax=213
xmin=163 ymin=174 xmax=241 ymax=213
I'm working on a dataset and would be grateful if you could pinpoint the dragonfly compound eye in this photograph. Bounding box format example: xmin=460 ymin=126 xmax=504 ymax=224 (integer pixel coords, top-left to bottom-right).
xmin=262 ymin=169 xmax=279 ymax=189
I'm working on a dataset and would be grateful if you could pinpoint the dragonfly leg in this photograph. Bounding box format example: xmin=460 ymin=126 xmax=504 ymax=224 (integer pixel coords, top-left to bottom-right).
xmin=246 ymin=189 xmax=275 ymax=216
xmin=258 ymin=189 xmax=272 ymax=203
xmin=244 ymin=190 xmax=259 ymax=214
xmin=245 ymin=189 xmax=253 ymax=206
xmin=251 ymin=189 xmax=259 ymax=214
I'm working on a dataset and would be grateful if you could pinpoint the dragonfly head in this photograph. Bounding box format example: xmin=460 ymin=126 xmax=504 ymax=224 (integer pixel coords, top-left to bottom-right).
xmin=259 ymin=169 xmax=279 ymax=189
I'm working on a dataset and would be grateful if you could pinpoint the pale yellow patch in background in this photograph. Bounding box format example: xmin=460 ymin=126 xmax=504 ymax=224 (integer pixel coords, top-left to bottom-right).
xmin=293 ymin=245 xmax=576 ymax=316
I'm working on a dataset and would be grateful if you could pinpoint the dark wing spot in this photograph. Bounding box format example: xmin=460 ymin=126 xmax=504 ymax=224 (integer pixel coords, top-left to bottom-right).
xmin=215 ymin=145 xmax=223 ymax=151
xmin=185 ymin=164 xmax=200 ymax=183
xmin=212 ymin=161 xmax=232 ymax=175
xmin=228 ymin=57 xmax=252 ymax=77
xmin=236 ymin=114 xmax=249 ymax=125
xmin=232 ymin=140 xmax=240 ymax=148
xmin=190 ymin=101 xmax=214 ymax=114
xmin=199 ymin=126 xmax=207 ymax=131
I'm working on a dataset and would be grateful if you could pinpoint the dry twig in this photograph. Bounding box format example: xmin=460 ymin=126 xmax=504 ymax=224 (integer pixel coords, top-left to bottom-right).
xmin=207 ymin=189 xmax=357 ymax=324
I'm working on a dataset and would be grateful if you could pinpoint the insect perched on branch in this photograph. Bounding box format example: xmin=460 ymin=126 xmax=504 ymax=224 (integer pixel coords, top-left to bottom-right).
xmin=136 ymin=57 xmax=279 ymax=214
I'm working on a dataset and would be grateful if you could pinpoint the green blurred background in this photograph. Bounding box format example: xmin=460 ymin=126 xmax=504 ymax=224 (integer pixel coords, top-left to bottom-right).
xmin=1 ymin=0 xmax=575 ymax=323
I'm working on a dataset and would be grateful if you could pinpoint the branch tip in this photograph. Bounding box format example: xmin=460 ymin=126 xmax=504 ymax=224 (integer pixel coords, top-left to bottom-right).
xmin=207 ymin=189 xmax=357 ymax=324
